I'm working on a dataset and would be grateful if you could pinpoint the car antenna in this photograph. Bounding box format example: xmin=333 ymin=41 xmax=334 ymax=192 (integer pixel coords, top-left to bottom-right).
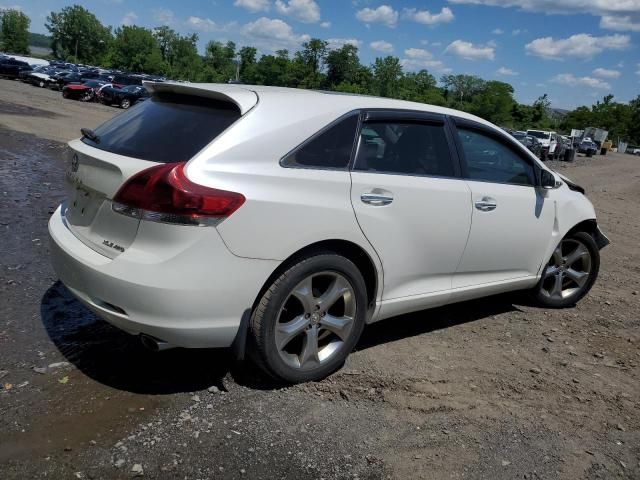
xmin=80 ymin=127 xmax=100 ymax=143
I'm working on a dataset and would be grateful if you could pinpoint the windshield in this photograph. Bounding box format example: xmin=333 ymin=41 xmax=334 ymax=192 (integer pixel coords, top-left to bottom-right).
xmin=527 ymin=130 xmax=549 ymax=139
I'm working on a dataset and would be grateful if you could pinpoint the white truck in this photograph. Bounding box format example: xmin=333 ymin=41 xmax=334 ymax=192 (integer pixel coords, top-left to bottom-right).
xmin=527 ymin=129 xmax=558 ymax=160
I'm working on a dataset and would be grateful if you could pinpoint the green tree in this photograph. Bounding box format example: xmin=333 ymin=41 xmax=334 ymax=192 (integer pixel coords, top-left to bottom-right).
xmin=372 ymin=56 xmax=403 ymax=98
xmin=204 ymin=40 xmax=237 ymax=81
xmin=293 ymin=38 xmax=328 ymax=88
xmin=530 ymin=93 xmax=551 ymax=127
xmin=0 ymin=9 xmax=30 ymax=54
xmin=441 ymin=74 xmax=484 ymax=108
xmin=46 ymin=5 xmax=111 ymax=63
xmin=398 ymin=70 xmax=445 ymax=105
xmin=166 ymin=33 xmax=202 ymax=81
xmin=153 ymin=26 xmax=177 ymax=63
xmin=109 ymin=26 xmax=166 ymax=74
xmin=238 ymin=46 xmax=258 ymax=84
xmin=627 ymin=96 xmax=640 ymax=144
xmin=468 ymin=81 xmax=516 ymax=126
xmin=326 ymin=43 xmax=361 ymax=88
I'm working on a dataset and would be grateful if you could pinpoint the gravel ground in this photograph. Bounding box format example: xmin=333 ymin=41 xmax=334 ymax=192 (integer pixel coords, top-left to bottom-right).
xmin=1 ymin=79 xmax=639 ymax=479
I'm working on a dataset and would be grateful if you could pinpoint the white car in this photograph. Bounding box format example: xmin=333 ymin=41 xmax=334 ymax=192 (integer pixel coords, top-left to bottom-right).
xmin=49 ymin=83 xmax=609 ymax=383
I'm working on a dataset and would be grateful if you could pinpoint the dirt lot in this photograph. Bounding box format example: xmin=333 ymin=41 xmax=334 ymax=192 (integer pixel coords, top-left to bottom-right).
xmin=1 ymin=78 xmax=639 ymax=479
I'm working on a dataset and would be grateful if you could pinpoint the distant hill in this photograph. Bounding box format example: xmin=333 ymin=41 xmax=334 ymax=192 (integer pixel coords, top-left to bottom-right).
xmin=548 ymin=107 xmax=569 ymax=119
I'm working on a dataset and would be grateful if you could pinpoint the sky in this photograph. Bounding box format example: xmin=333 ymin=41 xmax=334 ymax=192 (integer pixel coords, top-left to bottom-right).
xmin=4 ymin=0 xmax=640 ymax=109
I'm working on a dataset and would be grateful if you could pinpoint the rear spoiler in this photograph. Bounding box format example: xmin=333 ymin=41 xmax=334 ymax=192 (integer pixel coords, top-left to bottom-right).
xmin=143 ymin=81 xmax=258 ymax=115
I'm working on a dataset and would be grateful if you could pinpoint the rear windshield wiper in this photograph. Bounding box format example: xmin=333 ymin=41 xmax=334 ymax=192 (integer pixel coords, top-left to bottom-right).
xmin=81 ymin=127 xmax=100 ymax=143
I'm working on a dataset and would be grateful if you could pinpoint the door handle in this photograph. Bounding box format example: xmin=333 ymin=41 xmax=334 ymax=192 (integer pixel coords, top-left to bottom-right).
xmin=474 ymin=197 xmax=497 ymax=212
xmin=361 ymin=193 xmax=393 ymax=206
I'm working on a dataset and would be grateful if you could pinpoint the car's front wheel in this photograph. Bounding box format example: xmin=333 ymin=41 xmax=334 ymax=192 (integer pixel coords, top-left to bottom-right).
xmin=120 ymin=98 xmax=131 ymax=109
xmin=532 ymin=231 xmax=600 ymax=308
xmin=250 ymin=253 xmax=367 ymax=383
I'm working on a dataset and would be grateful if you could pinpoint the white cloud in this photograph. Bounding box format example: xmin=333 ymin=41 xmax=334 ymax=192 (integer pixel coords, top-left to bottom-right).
xmin=326 ymin=38 xmax=361 ymax=50
xmin=234 ymin=0 xmax=270 ymax=13
xmin=444 ymin=40 xmax=495 ymax=60
xmin=492 ymin=28 xmax=504 ymax=34
xmin=187 ymin=16 xmax=236 ymax=33
xmin=497 ymin=66 xmax=518 ymax=75
xmin=592 ymin=67 xmax=621 ymax=78
xmin=600 ymin=15 xmax=640 ymax=32
xmin=401 ymin=48 xmax=449 ymax=72
xmin=320 ymin=21 xmax=331 ymax=28
xmin=275 ymin=0 xmax=321 ymax=23
xmin=511 ymin=28 xmax=524 ymax=35
xmin=355 ymin=5 xmax=398 ymax=28
xmin=525 ymin=33 xmax=630 ymax=60
xmin=0 ymin=4 xmax=23 ymax=11
xmin=242 ymin=17 xmax=310 ymax=51
xmin=121 ymin=11 xmax=138 ymax=26
xmin=551 ymin=73 xmax=611 ymax=90
xmin=402 ymin=7 xmax=454 ymax=25
xmin=447 ymin=0 xmax=640 ymax=32
xmin=369 ymin=40 xmax=394 ymax=53
xmin=153 ymin=8 xmax=175 ymax=25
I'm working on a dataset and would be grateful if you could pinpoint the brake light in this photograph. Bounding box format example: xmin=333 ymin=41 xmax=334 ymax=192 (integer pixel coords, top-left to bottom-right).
xmin=112 ymin=162 xmax=245 ymax=226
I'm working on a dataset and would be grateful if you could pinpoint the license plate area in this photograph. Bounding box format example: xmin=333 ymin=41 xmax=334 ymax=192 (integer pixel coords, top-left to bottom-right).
xmin=66 ymin=185 xmax=104 ymax=227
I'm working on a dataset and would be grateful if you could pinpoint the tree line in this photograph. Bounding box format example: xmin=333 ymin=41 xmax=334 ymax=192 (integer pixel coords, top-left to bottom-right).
xmin=1 ymin=5 xmax=639 ymax=144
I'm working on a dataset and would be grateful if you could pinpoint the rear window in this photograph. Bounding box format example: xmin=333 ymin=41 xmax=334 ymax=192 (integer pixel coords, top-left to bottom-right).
xmin=82 ymin=93 xmax=241 ymax=163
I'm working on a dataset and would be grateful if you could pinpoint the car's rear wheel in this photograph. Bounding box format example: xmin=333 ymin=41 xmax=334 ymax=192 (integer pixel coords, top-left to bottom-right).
xmin=532 ymin=231 xmax=599 ymax=308
xmin=120 ymin=98 xmax=131 ymax=109
xmin=250 ymin=253 xmax=367 ymax=383
xmin=38 ymin=80 xmax=45 ymax=88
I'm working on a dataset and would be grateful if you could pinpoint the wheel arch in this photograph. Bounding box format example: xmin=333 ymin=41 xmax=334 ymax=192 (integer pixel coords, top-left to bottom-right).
xmin=250 ymin=239 xmax=380 ymax=317
xmin=565 ymin=218 xmax=609 ymax=250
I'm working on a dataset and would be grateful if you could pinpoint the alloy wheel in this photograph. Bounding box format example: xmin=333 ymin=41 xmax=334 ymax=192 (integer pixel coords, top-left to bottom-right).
xmin=540 ymin=238 xmax=592 ymax=300
xmin=275 ymin=271 xmax=356 ymax=371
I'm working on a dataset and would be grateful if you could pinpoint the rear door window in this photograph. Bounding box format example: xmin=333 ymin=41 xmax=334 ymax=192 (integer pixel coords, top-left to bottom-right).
xmin=82 ymin=93 xmax=241 ymax=163
xmin=354 ymin=121 xmax=455 ymax=177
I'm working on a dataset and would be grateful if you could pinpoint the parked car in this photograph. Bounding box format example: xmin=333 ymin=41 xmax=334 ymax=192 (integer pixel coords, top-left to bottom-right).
xmin=99 ymin=84 xmax=149 ymax=109
xmin=18 ymin=64 xmax=47 ymax=82
xmin=577 ymin=140 xmax=598 ymax=156
xmin=48 ymin=84 xmax=609 ymax=383
xmin=553 ymin=134 xmax=567 ymax=160
xmin=26 ymin=70 xmax=56 ymax=88
xmin=62 ymin=80 xmax=108 ymax=101
xmin=527 ymin=129 xmax=558 ymax=160
xmin=51 ymin=70 xmax=102 ymax=90
xmin=0 ymin=58 xmax=31 ymax=79
xmin=512 ymin=131 xmax=543 ymax=158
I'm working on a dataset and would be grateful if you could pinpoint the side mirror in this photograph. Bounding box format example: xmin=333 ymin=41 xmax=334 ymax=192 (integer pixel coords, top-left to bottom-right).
xmin=539 ymin=169 xmax=557 ymax=189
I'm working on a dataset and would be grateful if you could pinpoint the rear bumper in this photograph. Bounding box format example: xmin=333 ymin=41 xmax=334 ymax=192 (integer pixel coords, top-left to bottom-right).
xmin=48 ymin=204 xmax=278 ymax=348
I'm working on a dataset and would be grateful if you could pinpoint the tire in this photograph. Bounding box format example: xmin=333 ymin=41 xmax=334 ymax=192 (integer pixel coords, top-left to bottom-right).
xmin=250 ymin=253 xmax=368 ymax=383
xmin=531 ymin=231 xmax=600 ymax=308
xmin=120 ymin=98 xmax=131 ymax=109
xmin=38 ymin=80 xmax=45 ymax=88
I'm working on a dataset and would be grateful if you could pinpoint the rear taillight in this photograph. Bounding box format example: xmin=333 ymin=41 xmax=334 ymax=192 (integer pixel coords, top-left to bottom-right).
xmin=112 ymin=162 xmax=245 ymax=226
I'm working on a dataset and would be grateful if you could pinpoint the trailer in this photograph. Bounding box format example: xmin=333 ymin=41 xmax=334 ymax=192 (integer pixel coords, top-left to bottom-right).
xmin=582 ymin=127 xmax=608 ymax=147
